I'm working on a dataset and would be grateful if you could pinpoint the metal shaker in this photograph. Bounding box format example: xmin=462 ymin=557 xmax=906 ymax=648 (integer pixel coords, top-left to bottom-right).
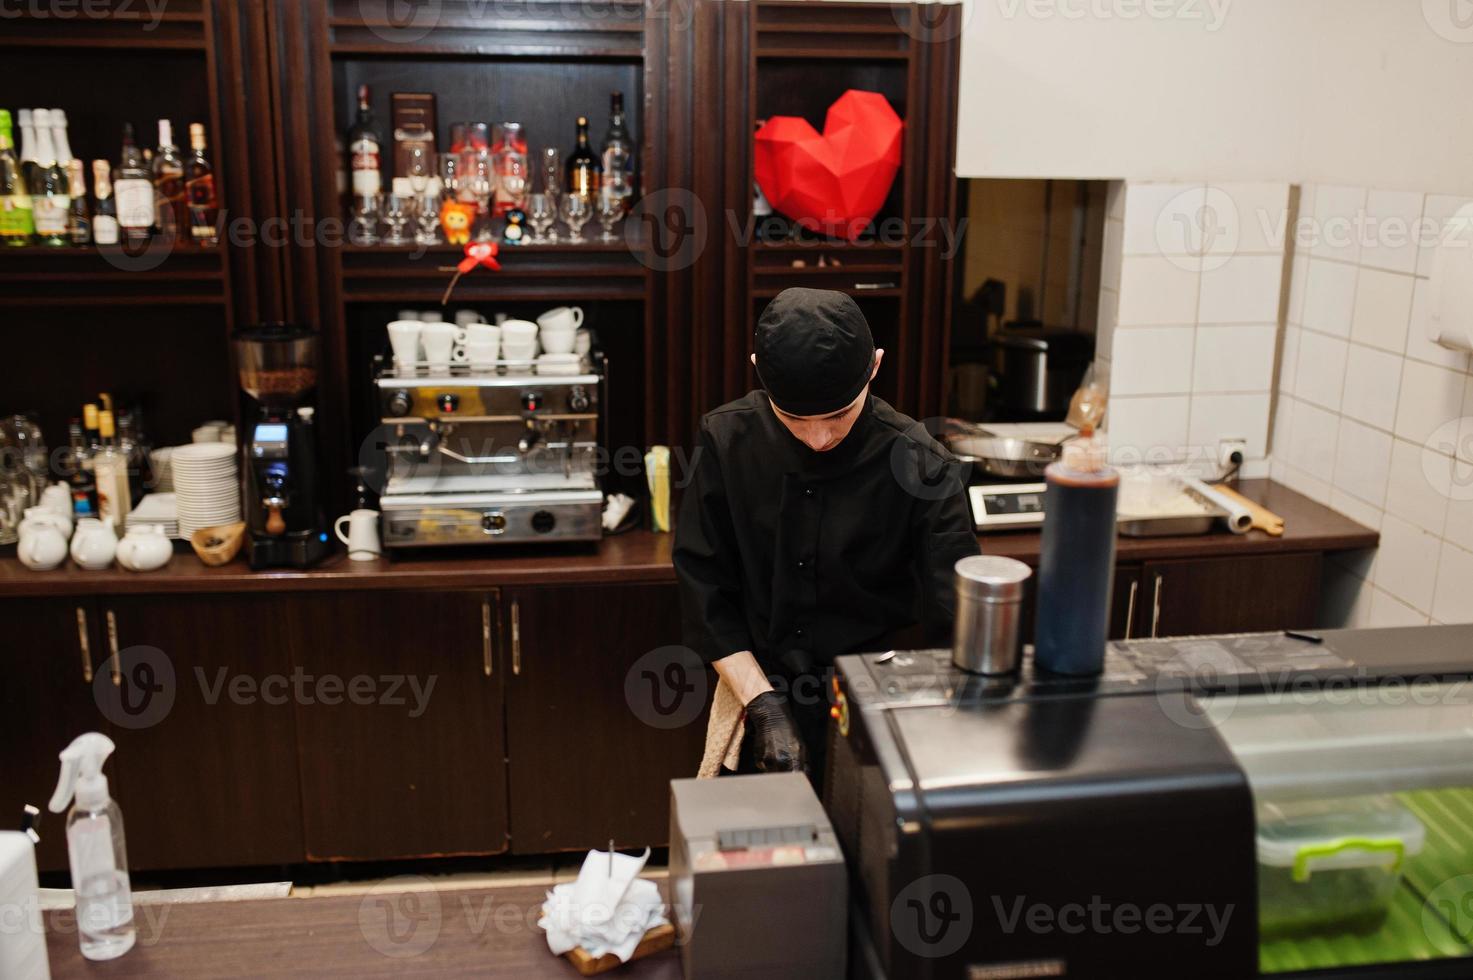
xmin=952 ymin=555 xmax=1032 ymax=675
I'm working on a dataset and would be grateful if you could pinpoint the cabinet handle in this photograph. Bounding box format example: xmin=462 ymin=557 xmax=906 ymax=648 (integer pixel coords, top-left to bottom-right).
xmin=481 ymin=599 xmax=493 ymax=677
xmin=1150 ymin=574 xmax=1164 ymax=639
xmin=105 ymin=609 xmax=121 ymax=687
xmin=76 ymin=607 xmax=93 ymax=684
xmin=511 ymin=599 xmax=522 ymax=676
xmin=1124 ymin=580 xmax=1139 ymax=640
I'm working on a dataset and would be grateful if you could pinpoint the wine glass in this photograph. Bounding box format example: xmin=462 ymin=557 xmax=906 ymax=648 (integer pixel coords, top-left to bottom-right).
xmin=382 ymin=193 xmax=411 ymax=247
xmin=415 ymin=178 xmax=443 ymax=246
xmin=406 ymin=145 xmax=431 ymax=196
xmin=540 ymin=147 xmax=562 ymax=204
xmin=349 ymin=194 xmax=381 ymax=246
xmin=560 ymin=194 xmax=591 ymax=244
xmin=596 ymin=191 xmax=624 ymax=243
xmin=438 ymin=153 xmax=460 ymax=202
xmin=528 ymin=193 xmax=556 ymax=244
xmin=460 ymin=148 xmax=497 ymax=242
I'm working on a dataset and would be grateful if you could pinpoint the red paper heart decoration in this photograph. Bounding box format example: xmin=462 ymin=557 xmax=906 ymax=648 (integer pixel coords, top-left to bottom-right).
xmin=754 ymin=89 xmax=904 ymax=241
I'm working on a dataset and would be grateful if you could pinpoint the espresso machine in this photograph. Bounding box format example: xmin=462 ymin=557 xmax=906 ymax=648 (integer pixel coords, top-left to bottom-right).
xmin=369 ymin=352 xmax=605 ymax=549
xmin=236 ymin=324 xmax=332 ymax=569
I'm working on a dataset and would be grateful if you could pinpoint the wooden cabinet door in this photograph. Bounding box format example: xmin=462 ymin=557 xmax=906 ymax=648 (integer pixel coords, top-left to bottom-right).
xmin=99 ymin=595 xmax=305 ymax=870
xmin=1141 ymin=554 xmax=1322 ymax=639
xmin=0 ymin=599 xmax=108 ymax=872
xmin=505 ymin=583 xmax=707 ymax=853
xmin=289 ymin=590 xmax=507 ymax=861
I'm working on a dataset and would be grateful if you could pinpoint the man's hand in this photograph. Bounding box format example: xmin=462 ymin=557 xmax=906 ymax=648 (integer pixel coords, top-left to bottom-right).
xmin=743 ymin=691 xmax=809 ymax=774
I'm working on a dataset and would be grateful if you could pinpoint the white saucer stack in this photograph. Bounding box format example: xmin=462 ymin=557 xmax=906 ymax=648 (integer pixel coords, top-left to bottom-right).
xmin=171 ymin=443 xmax=242 ymax=539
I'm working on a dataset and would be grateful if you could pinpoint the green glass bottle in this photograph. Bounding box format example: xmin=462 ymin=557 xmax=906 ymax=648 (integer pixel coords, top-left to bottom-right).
xmin=0 ymin=110 xmax=35 ymax=246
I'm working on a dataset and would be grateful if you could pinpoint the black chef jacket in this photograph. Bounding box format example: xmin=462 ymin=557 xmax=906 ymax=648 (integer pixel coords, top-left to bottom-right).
xmin=673 ymin=391 xmax=980 ymax=674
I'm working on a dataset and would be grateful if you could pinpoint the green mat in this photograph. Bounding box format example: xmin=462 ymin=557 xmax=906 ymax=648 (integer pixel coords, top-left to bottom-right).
xmin=1259 ymin=788 xmax=1473 ymax=974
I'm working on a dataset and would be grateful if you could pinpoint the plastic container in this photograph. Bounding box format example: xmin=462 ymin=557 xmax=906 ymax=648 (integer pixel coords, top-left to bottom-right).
xmin=1256 ymin=795 xmax=1425 ymax=940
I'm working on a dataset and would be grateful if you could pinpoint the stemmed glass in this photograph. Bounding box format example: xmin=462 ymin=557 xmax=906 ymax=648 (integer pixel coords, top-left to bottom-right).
xmin=528 ymin=193 xmax=556 ymax=244
xmin=382 ymin=192 xmax=411 ymax=247
xmin=460 ymin=148 xmax=497 ymax=242
xmin=407 ymin=147 xmax=440 ymax=246
xmin=540 ymin=148 xmax=562 ymax=208
xmin=596 ymin=191 xmax=624 ymax=243
xmin=349 ymin=194 xmax=381 ymax=246
xmin=560 ymin=194 xmax=591 ymax=244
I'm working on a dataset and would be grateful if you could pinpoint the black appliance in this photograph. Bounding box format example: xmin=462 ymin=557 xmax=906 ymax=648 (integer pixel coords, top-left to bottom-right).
xmin=990 ymin=327 xmax=1095 ymax=422
xmin=236 ymin=324 xmax=331 ymax=570
xmin=829 ymin=626 xmax=1473 ymax=980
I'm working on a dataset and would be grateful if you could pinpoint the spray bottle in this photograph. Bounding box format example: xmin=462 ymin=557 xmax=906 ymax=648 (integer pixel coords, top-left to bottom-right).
xmin=48 ymin=733 xmax=135 ymax=961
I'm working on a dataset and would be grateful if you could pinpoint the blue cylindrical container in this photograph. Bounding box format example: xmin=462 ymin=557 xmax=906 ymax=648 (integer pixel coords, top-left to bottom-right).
xmin=1033 ymin=434 xmax=1119 ymax=675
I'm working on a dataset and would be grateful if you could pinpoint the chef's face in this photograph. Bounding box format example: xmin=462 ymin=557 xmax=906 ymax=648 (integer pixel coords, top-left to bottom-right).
xmin=759 ymin=350 xmax=885 ymax=453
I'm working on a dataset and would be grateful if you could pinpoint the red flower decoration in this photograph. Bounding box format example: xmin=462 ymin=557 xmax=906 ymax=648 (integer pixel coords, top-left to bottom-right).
xmin=459 ymin=241 xmax=502 ymax=274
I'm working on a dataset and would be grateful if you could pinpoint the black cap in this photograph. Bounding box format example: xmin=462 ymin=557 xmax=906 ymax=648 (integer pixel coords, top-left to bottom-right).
xmin=754 ymin=288 xmax=876 ymax=417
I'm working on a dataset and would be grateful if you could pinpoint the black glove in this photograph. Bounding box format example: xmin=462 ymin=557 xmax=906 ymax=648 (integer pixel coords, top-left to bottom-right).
xmin=744 ymin=691 xmax=809 ymax=774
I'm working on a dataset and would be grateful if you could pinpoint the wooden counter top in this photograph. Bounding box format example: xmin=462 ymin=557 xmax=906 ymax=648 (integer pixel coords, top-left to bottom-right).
xmin=0 ymin=480 xmax=1375 ymax=598
xmin=44 ymin=881 xmax=681 ymax=978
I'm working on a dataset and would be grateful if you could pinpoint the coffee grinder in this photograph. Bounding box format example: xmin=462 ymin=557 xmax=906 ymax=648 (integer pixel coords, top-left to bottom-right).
xmin=235 ymin=324 xmax=331 ymax=569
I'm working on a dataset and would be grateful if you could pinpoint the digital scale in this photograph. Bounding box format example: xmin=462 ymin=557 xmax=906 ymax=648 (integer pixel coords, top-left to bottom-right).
xmin=968 ymin=481 xmax=1047 ymax=530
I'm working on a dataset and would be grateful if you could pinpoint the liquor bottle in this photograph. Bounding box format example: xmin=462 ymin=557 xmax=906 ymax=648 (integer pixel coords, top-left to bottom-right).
xmin=28 ymin=110 xmax=71 ymax=247
xmin=565 ymin=116 xmax=601 ymax=199
xmin=153 ymin=119 xmax=186 ymax=235
xmin=347 ymin=85 xmax=382 ymax=202
xmin=0 ymin=110 xmax=34 ymax=246
xmin=185 ymin=123 xmax=219 ymax=247
xmin=66 ymin=419 xmax=98 ymax=519
xmin=67 ymin=160 xmax=91 ymax=245
xmin=116 ymin=412 xmax=145 ymax=503
xmin=83 ymin=403 xmax=102 ymax=455
xmin=17 ymin=109 xmax=38 ymax=188
xmin=94 ymin=410 xmax=132 ymax=524
xmin=600 ymin=92 xmax=634 ymax=211
xmin=115 ymin=124 xmax=156 ymax=244
xmin=92 ymin=161 xmax=120 ymax=246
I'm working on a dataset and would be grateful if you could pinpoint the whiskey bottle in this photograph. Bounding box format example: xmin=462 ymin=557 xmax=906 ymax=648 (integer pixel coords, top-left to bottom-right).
xmin=600 ymin=92 xmax=634 ymax=211
xmin=153 ymin=119 xmax=186 ymax=235
xmin=347 ymin=85 xmax=382 ymax=202
xmin=115 ymin=124 xmax=156 ymax=244
xmin=67 ymin=159 xmax=90 ymax=246
xmin=565 ymin=116 xmax=601 ymax=199
xmin=186 ymin=123 xmax=220 ymax=246
xmin=92 ymin=161 xmax=120 ymax=246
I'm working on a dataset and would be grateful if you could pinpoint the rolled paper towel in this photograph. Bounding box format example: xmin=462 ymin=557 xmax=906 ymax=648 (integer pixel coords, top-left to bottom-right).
xmin=1180 ymin=477 xmax=1253 ymax=534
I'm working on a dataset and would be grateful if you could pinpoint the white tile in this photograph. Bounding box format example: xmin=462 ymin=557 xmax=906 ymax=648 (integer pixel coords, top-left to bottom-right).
xmin=1373 ymin=512 xmax=1442 ymax=613
xmin=1349 ymin=268 xmax=1415 ymax=354
xmin=1415 ymin=194 xmax=1473 ymax=278
xmin=1101 ymin=220 xmax=1124 ymax=293
xmin=1407 ymin=279 xmax=1473 ymax=371
xmin=1384 ymin=437 xmax=1451 ymax=534
xmin=1340 ymin=344 xmax=1403 ymax=431
xmin=1270 ymin=393 xmax=1294 ymax=456
xmin=1210 ymin=183 xmax=1290 ymax=255
xmin=1367 ymin=588 xmax=1430 ymax=628
xmin=1310 ymin=184 xmax=1368 ymax=264
xmin=1293 ymin=330 xmax=1349 ymax=411
xmin=1123 ymin=183 xmax=1206 ymax=256
xmin=1286 ymin=255 xmax=1309 ymax=326
xmin=1321 ymin=563 xmax=1373 ymax=628
xmin=1331 ymin=547 xmax=1378 ymax=582
xmin=1393 ymin=359 xmax=1466 ymax=447
xmin=1443 ymin=492 xmax=1473 ymax=554
xmin=1117 ymin=255 xmax=1201 ymax=326
xmin=1105 ymin=396 xmax=1190 ymax=462
xmin=1431 ymin=542 xmax=1473 ymax=624
xmin=1300 ymin=259 xmax=1358 ymax=338
xmin=1278 ymin=461 xmax=1332 ymax=505
xmin=1329 ymin=489 xmax=1383 ymax=533
xmin=1285 ymin=399 xmax=1340 ymax=482
xmin=1192 ymin=325 xmax=1277 ymax=393
xmin=1278 ymin=327 xmax=1300 ymax=395
xmin=1188 ymin=393 xmax=1271 ymax=459
xmin=1240 ymin=458 xmax=1271 ymax=479
xmin=1109 ymin=327 xmax=1196 ymax=395
xmin=1360 ymin=190 xmax=1424 ymax=275
xmin=1331 ymin=418 xmax=1393 ymax=508
xmin=1198 ymin=254 xmax=1284 ymax=324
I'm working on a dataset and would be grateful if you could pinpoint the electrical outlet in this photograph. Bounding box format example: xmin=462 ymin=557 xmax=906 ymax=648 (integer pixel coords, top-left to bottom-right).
xmin=1218 ymin=438 xmax=1248 ymax=470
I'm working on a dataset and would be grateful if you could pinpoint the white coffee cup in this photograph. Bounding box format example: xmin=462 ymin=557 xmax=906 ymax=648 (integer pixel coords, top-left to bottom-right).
xmin=537 ymin=306 xmax=584 ymax=332
xmin=540 ymin=325 xmax=577 ymax=355
xmin=463 ymin=323 xmax=501 ymax=345
xmin=396 ymin=310 xmax=421 ymax=322
xmin=454 ymin=310 xmax=486 ymax=327
xmin=455 ymin=339 xmax=503 ymax=371
xmin=335 ymin=509 xmax=382 ymax=561
xmin=422 ymin=321 xmax=459 ymax=375
xmin=193 ymin=424 xmax=224 ymax=444
xmin=501 ymin=319 xmax=539 ymax=341
xmin=387 ymin=320 xmax=424 ymax=376
xmin=420 ymin=311 xmax=445 ymax=323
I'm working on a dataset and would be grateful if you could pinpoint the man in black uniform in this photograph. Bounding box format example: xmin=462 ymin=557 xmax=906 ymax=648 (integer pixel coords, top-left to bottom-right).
xmin=674 ymin=287 xmax=979 ymax=781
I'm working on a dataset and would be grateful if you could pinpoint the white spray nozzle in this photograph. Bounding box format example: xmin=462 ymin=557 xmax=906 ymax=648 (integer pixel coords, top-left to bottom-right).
xmin=48 ymin=733 xmax=116 ymax=814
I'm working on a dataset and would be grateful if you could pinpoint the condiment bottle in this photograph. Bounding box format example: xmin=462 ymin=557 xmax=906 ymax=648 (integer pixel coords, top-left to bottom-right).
xmin=1033 ymin=425 xmax=1118 ymax=675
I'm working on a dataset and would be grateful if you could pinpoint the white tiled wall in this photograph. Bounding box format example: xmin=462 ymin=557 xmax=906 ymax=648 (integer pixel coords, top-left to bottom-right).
xmin=1273 ymin=184 xmax=1473 ymax=627
xmin=1096 ymin=180 xmax=1289 ymax=475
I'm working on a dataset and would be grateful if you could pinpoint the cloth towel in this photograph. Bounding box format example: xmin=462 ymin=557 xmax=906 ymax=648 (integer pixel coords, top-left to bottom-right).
xmin=698 ymin=678 xmax=745 ymax=778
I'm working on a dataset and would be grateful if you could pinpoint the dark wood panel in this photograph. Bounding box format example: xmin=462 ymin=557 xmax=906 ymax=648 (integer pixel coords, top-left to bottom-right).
xmin=289 ymin=590 xmax=508 ymax=860
xmin=505 ymin=583 xmax=705 ymax=852
xmin=0 ymin=599 xmax=107 ymax=873
xmin=101 ymin=594 xmax=306 ymax=869
xmin=46 ymin=882 xmax=681 ymax=978
xmin=1143 ymin=552 xmax=1323 ymax=639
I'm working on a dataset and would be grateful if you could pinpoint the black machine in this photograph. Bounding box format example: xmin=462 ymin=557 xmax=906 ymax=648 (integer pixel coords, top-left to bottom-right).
xmin=235 ymin=324 xmax=332 ymax=570
xmin=829 ymin=626 xmax=1473 ymax=980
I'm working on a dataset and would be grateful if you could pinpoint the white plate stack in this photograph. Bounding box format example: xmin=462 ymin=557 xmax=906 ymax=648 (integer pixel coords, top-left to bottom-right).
xmin=171 ymin=443 xmax=242 ymax=539
xmin=126 ymin=492 xmax=180 ymax=539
